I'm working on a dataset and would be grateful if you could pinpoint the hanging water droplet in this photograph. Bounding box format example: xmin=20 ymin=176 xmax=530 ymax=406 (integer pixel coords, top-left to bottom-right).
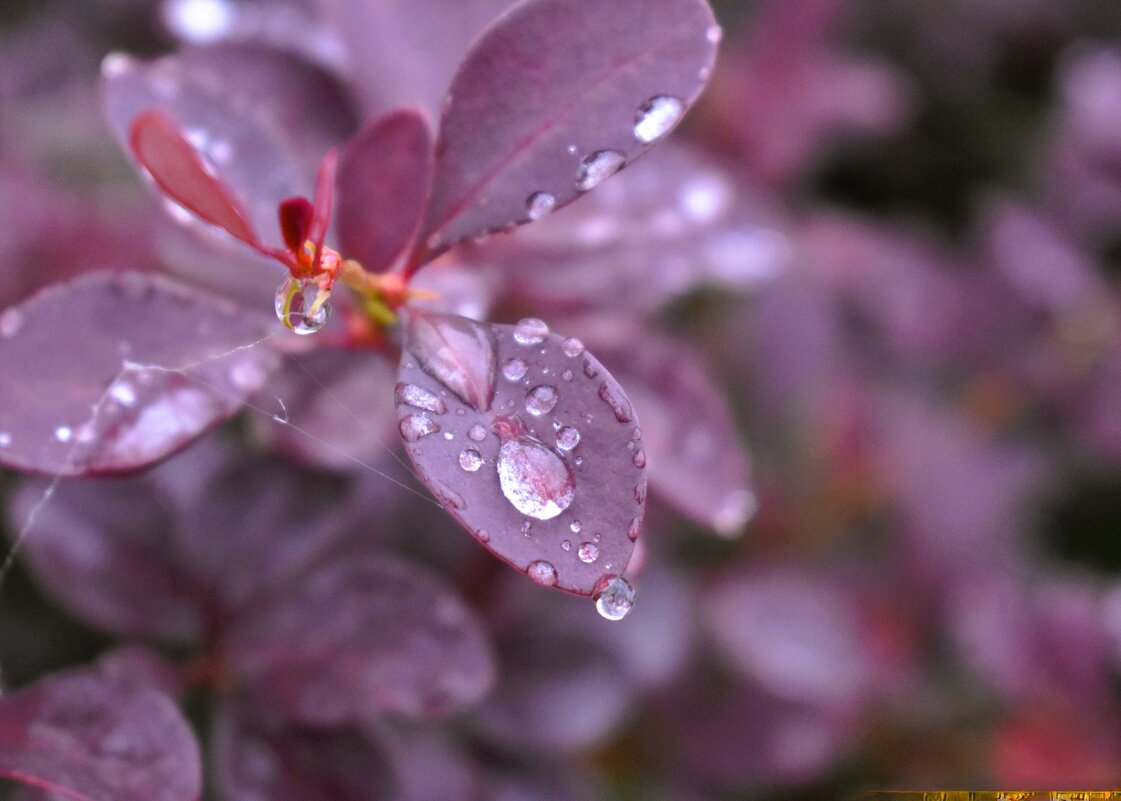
xmin=399 ymin=413 xmax=440 ymax=442
xmin=502 ymin=357 xmax=528 ymax=381
xmin=0 ymin=307 xmax=24 ymax=338
xmin=497 ymin=437 xmax=575 ymax=520
xmin=274 ymin=277 xmax=330 ymax=335
xmin=459 ymin=449 xmax=483 ymax=472
xmin=627 ymin=517 xmax=641 ymax=541
xmin=562 ymin=337 xmax=585 ymax=358
xmin=634 ymin=95 xmax=685 ymax=144
xmin=577 ymin=542 xmax=599 ymax=564
xmin=54 ymin=425 xmax=73 ymax=443
xmin=556 ymin=426 xmax=580 ymax=451
xmin=395 ymin=383 xmax=447 ymax=414
xmin=513 ymin=318 xmax=549 ymax=346
xmin=594 ymin=576 xmax=635 ymax=621
xmin=598 ymin=382 xmax=634 ymax=423
xmin=526 ymin=191 xmax=557 ymax=220
xmin=525 ymin=385 xmax=559 ymax=416
xmin=576 ymin=150 xmax=625 ymax=191
xmin=468 ymin=423 xmax=487 ymax=442
xmin=632 ymin=447 xmax=647 ymax=468
xmin=527 ymin=560 xmax=557 ymax=587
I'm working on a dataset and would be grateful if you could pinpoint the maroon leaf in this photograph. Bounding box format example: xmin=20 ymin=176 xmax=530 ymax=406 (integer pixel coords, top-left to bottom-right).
xmin=413 ymin=0 xmax=719 ymax=263
xmin=129 ymin=109 xmax=262 ymax=249
xmin=337 ymin=109 xmax=435 ymax=273
xmin=395 ymin=312 xmax=645 ymax=595
xmin=0 ymin=668 xmax=201 ymax=801
xmin=278 ymin=196 xmax=315 ymax=251
xmin=102 ymin=44 xmax=356 ymax=246
xmin=227 ymin=556 xmax=495 ymax=724
xmin=587 ymin=323 xmax=755 ymax=536
xmin=0 ymin=271 xmax=279 ymax=476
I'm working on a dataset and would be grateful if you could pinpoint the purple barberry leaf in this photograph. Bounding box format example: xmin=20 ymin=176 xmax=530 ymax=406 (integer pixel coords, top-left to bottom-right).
xmin=226 ymin=555 xmax=495 ymax=724
xmin=102 ymin=44 xmax=356 ymax=246
xmin=0 ymin=271 xmax=278 ymax=476
xmin=395 ymin=311 xmax=645 ymax=595
xmin=412 ymin=0 xmax=720 ymax=264
xmin=0 ymin=668 xmax=201 ymax=801
xmin=337 ymin=110 xmax=435 ymax=273
xmin=95 ymin=646 xmax=186 ymax=700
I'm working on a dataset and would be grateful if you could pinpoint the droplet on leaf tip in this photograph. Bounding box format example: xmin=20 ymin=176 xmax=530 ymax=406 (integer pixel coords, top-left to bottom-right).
xmin=594 ymin=576 xmax=635 ymax=621
xmin=633 ymin=96 xmax=685 ymax=144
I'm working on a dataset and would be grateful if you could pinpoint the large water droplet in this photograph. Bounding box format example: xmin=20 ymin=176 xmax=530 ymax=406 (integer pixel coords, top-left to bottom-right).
xmin=513 ymin=318 xmax=550 ymax=346
xmin=525 ymin=385 xmax=559 ymax=416
xmin=598 ymin=382 xmax=633 ymax=423
xmin=634 ymin=96 xmax=685 ymax=144
xmin=576 ymin=150 xmax=626 ymax=191
xmin=502 ymin=357 xmax=528 ymax=381
xmin=459 ymin=449 xmax=483 ymax=472
xmin=577 ymin=542 xmax=599 ymax=564
xmin=526 ymin=191 xmax=557 ymax=220
xmin=594 ymin=576 xmax=635 ymax=620
xmin=275 ymin=277 xmax=330 ymax=335
xmin=468 ymin=423 xmax=487 ymax=442
xmin=561 ymin=337 xmax=585 ymax=358
xmin=497 ymin=437 xmax=575 ymax=520
xmin=556 ymin=426 xmax=580 ymax=451
xmin=0 ymin=307 xmax=24 ymax=338
xmin=527 ymin=560 xmax=558 ymax=587
xmin=406 ymin=311 xmax=497 ymax=411
xmin=395 ymin=382 xmax=447 ymax=414
xmin=399 ymin=413 xmax=440 ymax=442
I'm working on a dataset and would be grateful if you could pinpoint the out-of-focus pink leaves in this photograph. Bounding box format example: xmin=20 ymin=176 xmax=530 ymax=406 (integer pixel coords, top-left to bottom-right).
xmin=0 ymin=669 xmax=201 ymax=801
xmin=396 ymin=312 xmax=645 ymax=595
xmin=0 ymin=271 xmax=278 ymax=476
xmin=337 ymin=110 xmax=434 ymax=273
xmin=129 ymin=109 xmax=262 ymax=249
xmin=589 ymin=324 xmax=754 ymax=536
xmin=227 ymin=556 xmax=495 ymax=724
xmin=414 ymin=0 xmax=720 ymax=262
xmin=102 ymin=44 xmax=356 ymax=246
xmin=470 ymin=144 xmax=790 ymax=314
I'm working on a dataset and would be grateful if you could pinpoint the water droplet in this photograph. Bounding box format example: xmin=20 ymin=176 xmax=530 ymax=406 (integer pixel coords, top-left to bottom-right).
xmin=0 ymin=308 xmax=23 ymax=338
xmin=527 ymin=560 xmax=557 ymax=587
xmin=594 ymin=576 xmax=636 ymax=620
xmin=561 ymin=539 xmax=572 ymax=551
xmin=477 ymin=529 xmax=490 ymax=543
xmin=108 ymin=380 xmax=138 ymax=408
xmin=497 ymin=437 xmax=575 ymax=520
xmin=634 ymin=95 xmax=685 ymax=144
xmin=459 ymin=449 xmax=483 ymax=472
xmin=525 ymin=385 xmax=559 ymax=416
xmin=275 ymin=277 xmax=330 ymax=335
xmin=502 ymin=357 xmax=528 ymax=381
xmin=632 ymin=447 xmax=647 ymax=468
xmin=576 ymin=150 xmax=625 ymax=191
xmin=395 ymin=382 xmax=447 ymax=414
xmin=54 ymin=425 xmax=73 ymax=443
xmin=562 ymin=369 xmax=574 ymax=382
xmin=706 ymin=24 xmax=723 ymax=43
xmin=456 ymin=408 xmax=466 ymax=416
xmin=399 ymin=413 xmax=440 ymax=442
xmin=526 ymin=191 xmax=557 ymax=220
xmin=521 ymin=519 xmax=533 ymax=536
xmin=577 ymin=542 xmax=599 ymax=564
xmin=574 ymin=456 xmax=584 ymax=466
xmin=570 ymin=520 xmax=583 ymax=533
xmin=634 ymin=479 xmax=647 ymax=505
xmin=627 ymin=517 xmax=641 ymax=541
xmin=562 ymin=337 xmax=585 ymax=358
xmin=598 ymin=382 xmax=633 ymax=423
xmin=468 ymin=424 xmax=487 ymax=442
xmin=583 ymin=359 xmax=599 ymax=379
xmin=556 ymin=426 xmax=580 ymax=450
xmin=513 ymin=318 xmax=549 ymax=346
xmin=0 ymin=432 xmax=10 ymax=447
xmin=443 ymin=431 xmax=454 ymax=440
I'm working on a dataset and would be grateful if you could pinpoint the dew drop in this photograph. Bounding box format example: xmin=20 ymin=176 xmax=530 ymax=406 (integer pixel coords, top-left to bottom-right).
xmin=497 ymin=437 xmax=575 ymax=520
xmin=570 ymin=520 xmax=583 ymax=533
xmin=502 ymin=357 xmax=528 ymax=381
xmin=576 ymin=150 xmax=626 ymax=191
xmin=562 ymin=369 xmax=574 ymax=382
xmin=395 ymin=382 xmax=447 ymax=414
xmin=574 ymin=456 xmax=584 ymax=466
xmin=526 ymin=191 xmax=557 ymax=220
xmin=634 ymin=479 xmax=647 ymax=505
xmin=598 ymin=382 xmax=634 ymax=423
xmin=561 ymin=539 xmax=572 ymax=551
xmin=468 ymin=424 xmax=487 ymax=442
xmin=443 ymin=431 xmax=454 ymax=440
xmin=594 ymin=576 xmax=636 ymax=621
xmin=0 ymin=307 xmax=24 ymax=338
xmin=513 ymin=318 xmax=549 ymax=346
xmin=634 ymin=95 xmax=685 ymax=144
xmin=521 ymin=519 xmax=533 ymax=536
xmin=274 ymin=277 xmax=330 ymax=335
xmin=627 ymin=517 xmax=641 ymax=542
xmin=556 ymin=426 xmax=580 ymax=451
xmin=632 ymin=447 xmax=647 ymax=468
xmin=398 ymin=413 xmax=440 ymax=442
xmin=562 ymin=337 xmax=585 ymax=358
xmin=54 ymin=425 xmax=73 ymax=443
xmin=527 ymin=560 xmax=557 ymax=587
xmin=525 ymin=385 xmax=559 ymax=416
xmin=477 ymin=529 xmax=490 ymax=543
xmin=108 ymin=380 xmax=138 ymax=408
xmin=577 ymin=542 xmax=599 ymax=564
xmin=583 ymin=359 xmax=599 ymax=379
xmin=459 ymin=449 xmax=483 ymax=472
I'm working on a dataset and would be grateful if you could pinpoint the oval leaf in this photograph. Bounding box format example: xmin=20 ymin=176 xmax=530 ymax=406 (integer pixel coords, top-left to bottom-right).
xmin=0 ymin=272 xmax=279 ymax=476
xmin=395 ymin=313 xmax=646 ymax=595
xmin=227 ymin=556 xmax=495 ymax=724
xmin=413 ymin=0 xmax=719 ymax=263
xmin=0 ymin=669 xmax=201 ymax=801
xmin=337 ymin=109 xmax=435 ymax=273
